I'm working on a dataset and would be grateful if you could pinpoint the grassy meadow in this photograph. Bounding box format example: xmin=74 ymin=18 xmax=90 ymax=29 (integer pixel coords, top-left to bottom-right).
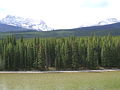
xmin=0 ymin=71 xmax=120 ymax=90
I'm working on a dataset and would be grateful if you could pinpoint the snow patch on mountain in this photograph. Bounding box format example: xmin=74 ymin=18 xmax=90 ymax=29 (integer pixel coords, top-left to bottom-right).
xmin=98 ymin=18 xmax=120 ymax=25
xmin=0 ymin=15 xmax=52 ymax=31
xmin=79 ymin=18 xmax=120 ymax=28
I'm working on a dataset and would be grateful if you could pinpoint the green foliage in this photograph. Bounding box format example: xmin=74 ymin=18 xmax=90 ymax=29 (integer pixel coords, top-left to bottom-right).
xmin=0 ymin=35 xmax=120 ymax=71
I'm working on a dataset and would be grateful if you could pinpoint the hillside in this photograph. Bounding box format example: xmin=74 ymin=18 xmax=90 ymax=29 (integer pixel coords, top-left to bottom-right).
xmin=0 ymin=23 xmax=35 ymax=32
xmin=0 ymin=22 xmax=120 ymax=38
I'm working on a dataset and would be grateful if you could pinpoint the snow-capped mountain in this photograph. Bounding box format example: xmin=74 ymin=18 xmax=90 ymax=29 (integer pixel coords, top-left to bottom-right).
xmin=0 ymin=15 xmax=120 ymax=32
xmin=79 ymin=18 xmax=120 ymax=28
xmin=98 ymin=18 xmax=120 ymax=25
xmin=0 ymin=15 xmax=52 ymax=31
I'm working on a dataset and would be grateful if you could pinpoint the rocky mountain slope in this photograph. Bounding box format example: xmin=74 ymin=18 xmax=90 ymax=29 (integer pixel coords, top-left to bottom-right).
xmin=0 ymin=15 xmax=52 ymax=31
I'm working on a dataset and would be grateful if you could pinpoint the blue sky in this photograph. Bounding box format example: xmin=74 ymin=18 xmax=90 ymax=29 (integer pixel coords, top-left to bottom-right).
xmin=0 ymin=0 xmax=120 ymax=29
xmin=82 ymin=0 xmax=108 ymax=8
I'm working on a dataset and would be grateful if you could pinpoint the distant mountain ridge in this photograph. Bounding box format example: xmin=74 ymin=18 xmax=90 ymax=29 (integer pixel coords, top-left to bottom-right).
xmin=0 ymin=23 xmax=33 ymax=32
xmin=79 ymin=18 xmax=120 ymax=28
xmin=0 ymin=15 xmax=120 ymax=34
xmin=98 ymin=18 xmax=120 ymax=25
xmin=76 ymin=22 xmax=120 ymax=31
xmin=0 ymin=21 xmax=120 ymax=38
xmin=0 ymin=15 xmax=52 ymax=31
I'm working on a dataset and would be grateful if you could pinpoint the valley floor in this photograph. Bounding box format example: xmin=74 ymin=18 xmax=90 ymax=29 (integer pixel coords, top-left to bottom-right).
xmin=0 ymin=70 xmax=120 ymax=90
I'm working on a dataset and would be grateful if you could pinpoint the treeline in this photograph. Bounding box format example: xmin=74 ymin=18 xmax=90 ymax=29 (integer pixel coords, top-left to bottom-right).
xmin=1 ymin=29 xmax=120 ymax=39
xmin=0 ymin=36 xmax=120 ymax=71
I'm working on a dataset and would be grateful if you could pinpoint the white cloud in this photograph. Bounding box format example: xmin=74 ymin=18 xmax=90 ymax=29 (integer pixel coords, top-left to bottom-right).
xmin=0 ymin=0 xmax=120 ymax=29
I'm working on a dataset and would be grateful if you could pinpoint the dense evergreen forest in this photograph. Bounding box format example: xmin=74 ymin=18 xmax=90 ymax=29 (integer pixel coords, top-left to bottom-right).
xmin=0 ymin=35 xmax=120 ymax=71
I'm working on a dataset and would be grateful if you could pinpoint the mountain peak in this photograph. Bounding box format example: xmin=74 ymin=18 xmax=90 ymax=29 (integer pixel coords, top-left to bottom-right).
xmin=98 ymin=18 xmax=120 ymax=25
xmin=0 ymin=15 xmax=52 ymax=31
xmin=6 ymin=15 xmax=16 ymax=18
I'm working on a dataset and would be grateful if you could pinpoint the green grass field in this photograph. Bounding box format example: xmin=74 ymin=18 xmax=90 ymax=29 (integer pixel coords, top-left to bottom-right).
xmin=0 ymin=71 xmax=120 ymax=90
